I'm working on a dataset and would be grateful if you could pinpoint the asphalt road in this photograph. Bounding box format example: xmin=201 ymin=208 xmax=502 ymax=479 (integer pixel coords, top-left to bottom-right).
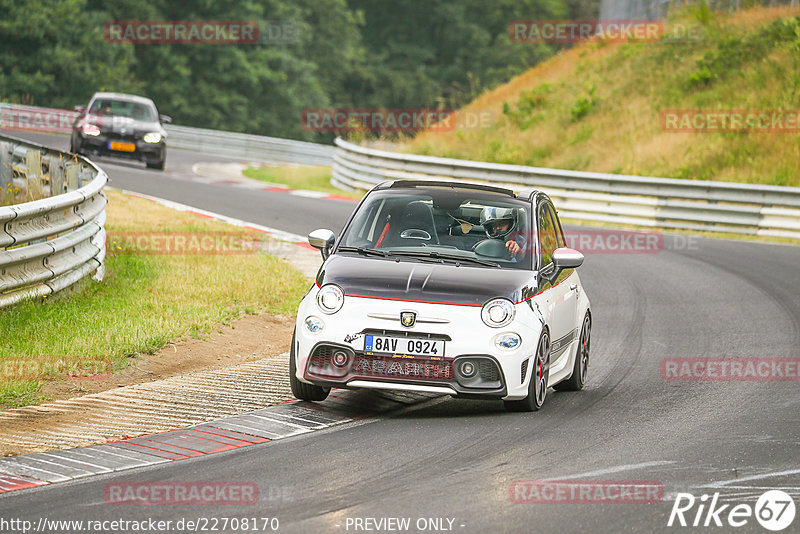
xmin=2 ymin=131 xmax=799 ymax=533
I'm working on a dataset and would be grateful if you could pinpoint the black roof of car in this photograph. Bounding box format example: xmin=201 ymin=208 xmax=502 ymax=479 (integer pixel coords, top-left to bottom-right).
xmin=89 ymin=92 xmax=156 ymax=106
xmin=376 ymin=179 xmax=516 ymax=196
xmin=374 ymin=179 xmax=539 ymax=201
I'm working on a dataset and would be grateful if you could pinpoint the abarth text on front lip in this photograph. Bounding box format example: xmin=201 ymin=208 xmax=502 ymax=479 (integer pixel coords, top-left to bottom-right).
xmin=290 ymin=180 xmax=592 ymax=412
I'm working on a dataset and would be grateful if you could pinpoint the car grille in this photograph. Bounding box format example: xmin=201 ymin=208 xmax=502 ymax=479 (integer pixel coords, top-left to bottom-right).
xmin=521 ymin=359 xmax=529 ymax=383
xmin=310 ymin=345 xmax=334 ymax=368
xmin=105 ymin=132 xmax=138 ymax=142
xmin=479 ymin=359 xmax=500 ymax=381
xmin=306 ymin=344 xmax=349 ymax=379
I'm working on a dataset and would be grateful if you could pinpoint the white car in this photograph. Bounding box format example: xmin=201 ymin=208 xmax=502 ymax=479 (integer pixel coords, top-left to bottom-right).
xmin=290 ymin=180 xmax=592 ymax=411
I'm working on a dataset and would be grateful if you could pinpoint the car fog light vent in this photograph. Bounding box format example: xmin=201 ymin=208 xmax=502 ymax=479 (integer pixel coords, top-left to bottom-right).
xmin=479 ymin=360 xmax=500 ymax=381
xmin=521 ymin=359 xmax=529 ymax=382
xmin=310 ymin=346 xmax=334 ymax=369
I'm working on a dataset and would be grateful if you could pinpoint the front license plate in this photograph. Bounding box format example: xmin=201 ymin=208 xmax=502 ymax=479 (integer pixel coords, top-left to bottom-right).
xmin=363 ymin=335 xmax=445 ymax=358
xmin=108 ymin=141 xmax=136 ymax=152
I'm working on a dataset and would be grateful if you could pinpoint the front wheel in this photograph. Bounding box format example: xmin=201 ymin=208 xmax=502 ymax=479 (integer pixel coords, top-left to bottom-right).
xmin=554 ymin=313 xmax=591 ymax=392
xmin=146 ymin=148 xmax=166 ymax=170
xmin=504 ymin=331 xmax=550 ymax=412
xmin=289 ymin=332 xmax=330 ymax=402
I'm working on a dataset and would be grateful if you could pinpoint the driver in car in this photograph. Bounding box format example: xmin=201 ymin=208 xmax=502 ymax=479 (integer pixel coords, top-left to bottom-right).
xmin=481 ymin=207 xmax=526 ymax=258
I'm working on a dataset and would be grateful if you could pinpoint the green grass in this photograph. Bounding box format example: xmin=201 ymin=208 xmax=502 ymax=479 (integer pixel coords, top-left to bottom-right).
xmin=243 ymin=164 xmax=363 ymax=199
xmin=0 ymin=380 xmax=44 ymax=407
xmin=405 ymin=6 xmax=800 ymax=186
xmin=0 ymin=190 xmax=311 ymax=408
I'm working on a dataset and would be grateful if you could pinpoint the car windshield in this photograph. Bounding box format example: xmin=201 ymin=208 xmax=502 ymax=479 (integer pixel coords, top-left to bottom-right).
xmin=89 ymin=99 xmax=157 ymax=122
xmin=338 ymin=188 xmax=533 ymax=270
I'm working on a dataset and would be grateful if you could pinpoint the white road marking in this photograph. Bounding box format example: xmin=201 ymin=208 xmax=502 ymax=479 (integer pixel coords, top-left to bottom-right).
xmin=114 ymin=188 xmax=308 ymax=243
xmin=556 ymin=460 xmax=676 ymax=480
xmin=701 ymin=467 xmax=800 ymax=488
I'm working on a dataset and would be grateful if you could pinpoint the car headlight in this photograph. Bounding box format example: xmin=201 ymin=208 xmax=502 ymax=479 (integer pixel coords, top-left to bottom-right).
xmin=495 ymin=332 xmax=521 ymax=350
xmin=481 ymin=298 xmax=515 ymax=328
xmin=304 ymin=316 xmax=324 ymax=333
xmin=143 ymin=132 xmax=162 ymax=143
xmin=82 ymin=123 xmax=100 ymax=136
xmin=316 ymin=284 xmax=344 ymax=314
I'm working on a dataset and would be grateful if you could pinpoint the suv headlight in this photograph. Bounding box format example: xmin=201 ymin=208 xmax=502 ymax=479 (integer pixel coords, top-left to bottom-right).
xmin=143 ymin=132 xmax=162 ymax=143
xmin=481 ymin=298 xmax=515 ymax=328
xmin=316 ymin=284 xmax=344 ymax=314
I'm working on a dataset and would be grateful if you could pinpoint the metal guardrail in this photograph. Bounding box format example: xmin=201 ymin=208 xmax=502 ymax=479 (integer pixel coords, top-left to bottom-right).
xmin=165 ymin=124 xmax=334 ymax=166
xmin=0 ymin=102 xmax=334 ymax=166
xmin=0 ymin=134 xmax=107 ymax=308
xmin=332 ymin=138 xmax=800 ymax=239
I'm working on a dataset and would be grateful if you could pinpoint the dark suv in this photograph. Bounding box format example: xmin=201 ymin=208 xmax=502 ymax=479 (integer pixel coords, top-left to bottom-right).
xmin=70 ymin=92 xmax=170 ymax=170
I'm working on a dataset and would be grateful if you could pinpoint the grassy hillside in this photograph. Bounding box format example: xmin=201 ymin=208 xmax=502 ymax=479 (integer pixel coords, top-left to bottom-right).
xmin=404 ymin=6 xmax=800 ymax=186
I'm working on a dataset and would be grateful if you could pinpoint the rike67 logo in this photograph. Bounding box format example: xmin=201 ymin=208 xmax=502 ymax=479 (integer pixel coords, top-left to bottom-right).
xmin=668 ymin=490 xmax=796 ymax=531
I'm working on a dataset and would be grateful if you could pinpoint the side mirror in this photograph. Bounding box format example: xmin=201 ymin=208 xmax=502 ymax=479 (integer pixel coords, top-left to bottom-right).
xmin=546 ymin=247 xmax=584 ymax=283
xmin=160 ymin=114 xmax=172 ymax=124
xmin=308 ymin=229 xmax=335 ymax=260
xmin=553 ymin=247 xmax=584 ymax=269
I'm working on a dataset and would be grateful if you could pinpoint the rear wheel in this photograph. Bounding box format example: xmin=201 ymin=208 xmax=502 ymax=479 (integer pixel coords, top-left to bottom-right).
xmin=289 ymin=332 xmax=330 ymax=402
xmin=504 ymin=331 xmax=550 ymax=412
xmin=554 ymin=313 xmax=591 ymax=392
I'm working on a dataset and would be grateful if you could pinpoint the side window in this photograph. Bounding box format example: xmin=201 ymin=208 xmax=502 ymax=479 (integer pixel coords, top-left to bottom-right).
xmin=549 ymin=204 xmax=566 ymax=248
xmin=537 ymin=203 xmax=558 ymax=268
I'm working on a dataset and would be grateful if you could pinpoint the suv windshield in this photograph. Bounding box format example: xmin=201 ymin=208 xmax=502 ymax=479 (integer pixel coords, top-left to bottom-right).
xmin=89 ymin=99 xmax=157 ymax=122
xmin=338 ymin=188 xmax=532 ymax=270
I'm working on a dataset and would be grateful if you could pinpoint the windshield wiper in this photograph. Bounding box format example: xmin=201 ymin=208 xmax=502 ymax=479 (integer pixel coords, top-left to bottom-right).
xmin=386 ymin=250 xmax=500 ymax=268
xmin=337 ymin=246 xmax=388 ymax=257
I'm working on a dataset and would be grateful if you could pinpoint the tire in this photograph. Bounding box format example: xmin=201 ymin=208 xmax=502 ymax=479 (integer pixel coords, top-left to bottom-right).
xmin=554 ymin=313 xmax=591 ymax=392
xmin=504 ymin=330 xmax=550 ymax=412
xmin=146 ymin=148 xmax=166 ymax=170
xmin=289 ymin=331 xmax=330 ymax=402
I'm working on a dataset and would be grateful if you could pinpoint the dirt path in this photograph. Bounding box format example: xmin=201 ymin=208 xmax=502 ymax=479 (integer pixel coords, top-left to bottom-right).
xmin=1 ymin=312 xmax=298 ymax=456
xmin=39 ymin=313 xmax=295 ymax=404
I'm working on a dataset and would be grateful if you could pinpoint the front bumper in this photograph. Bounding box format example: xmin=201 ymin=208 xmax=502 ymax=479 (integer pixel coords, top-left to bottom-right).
xmin=294 ymin=287 xmax=543 ymax=400
xmin=78 ymin=133 xmax=165 ymax=162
